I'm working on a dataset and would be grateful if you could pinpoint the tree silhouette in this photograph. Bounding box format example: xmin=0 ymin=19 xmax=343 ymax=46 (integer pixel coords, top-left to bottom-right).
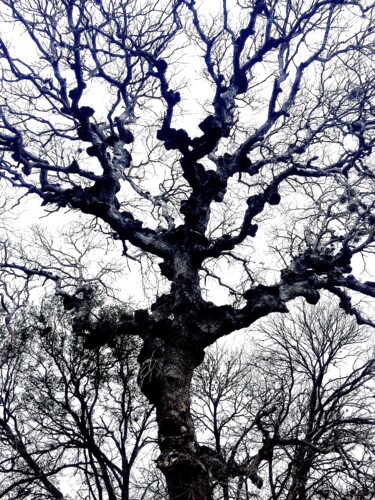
xmin=0 ymin=1 xmax=375 ymax=497
xmin=0 ymin=299 xmax=155 ymax=500
xmin=190 ymin=302 xmax=375 ymax=499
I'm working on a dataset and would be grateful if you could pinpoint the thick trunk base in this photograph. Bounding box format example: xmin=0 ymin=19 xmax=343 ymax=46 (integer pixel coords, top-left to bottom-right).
xmin=160 ymin=457 xmax=212 ymax=500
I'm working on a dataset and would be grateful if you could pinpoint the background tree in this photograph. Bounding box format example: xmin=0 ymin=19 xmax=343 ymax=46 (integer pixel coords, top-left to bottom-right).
xmin=0 ymin=298 xmax=155 ymax=500
xmin=191 ymin=301 xmax=375 ymax=499
xmin=257 ymin=302 xmax=375 ymax=500
xmin=0 ymin=1 xmax=375 ymax=498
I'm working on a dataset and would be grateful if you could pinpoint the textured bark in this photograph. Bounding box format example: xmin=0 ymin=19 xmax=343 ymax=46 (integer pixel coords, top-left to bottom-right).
xmin=139 ymin=342 xmax=213 ymax=500
xmin=135 ymin=246 xmax=221 ymax=498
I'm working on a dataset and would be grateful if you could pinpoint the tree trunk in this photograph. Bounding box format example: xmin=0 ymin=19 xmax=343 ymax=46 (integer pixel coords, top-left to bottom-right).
xmin=286 ymin=452 xmax=312 ymax=500
xmin=138 ymin=340 xmax=214 ymax=500
xmin=122 ymin=473 xmax=130 ymax=500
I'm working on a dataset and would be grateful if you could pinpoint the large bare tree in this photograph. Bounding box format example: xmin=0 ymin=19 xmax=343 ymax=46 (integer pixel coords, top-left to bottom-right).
xmin=1 ymin=1 xmax=375 ymax=497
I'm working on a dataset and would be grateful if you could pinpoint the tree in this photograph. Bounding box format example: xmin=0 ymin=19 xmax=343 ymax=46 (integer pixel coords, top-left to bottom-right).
xmin=191 ymin=301 xmax=375 ymax=499
xmin=257 ymin=302 xmax=375 ymax=500
xmin=0 ymin=298 xmax=155 ymax=500
xmin=0 ymin=0 xmax=375 ymax=497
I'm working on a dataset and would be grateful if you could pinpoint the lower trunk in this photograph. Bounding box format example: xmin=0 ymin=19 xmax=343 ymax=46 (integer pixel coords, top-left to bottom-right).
xmin=121 ymin=472 xmax=129 ymax=500
xmin=138 ymin=341 xmax=214 ymax=500
xmin=162 ymin=464 xmax=212 ymax=500
xmin=286 ymin=453 xmax=312 ymax=500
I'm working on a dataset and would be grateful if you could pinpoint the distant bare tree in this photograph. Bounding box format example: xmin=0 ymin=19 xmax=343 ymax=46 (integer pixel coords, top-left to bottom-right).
xmin=191 ymin=300 xmax=375 ymax=499
xmin=257 ymin=302 xmax=375 ymax=500
xmin=0 ymin=298 xmax=155 ymax=500
xmin=0 ymin=1 xmax=375 ymax=497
